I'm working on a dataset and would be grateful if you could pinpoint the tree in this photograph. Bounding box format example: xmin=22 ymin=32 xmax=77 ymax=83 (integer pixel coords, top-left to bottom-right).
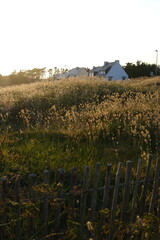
xmin=0 ymin=68 xmax=46 ymax=86
xmin=26 ymin=68 xmax=46 ymax=81
xmin=48 ymin=68 xmax=53 ymax=78
xmin=124 ymin=61 xmax=159 ymax=78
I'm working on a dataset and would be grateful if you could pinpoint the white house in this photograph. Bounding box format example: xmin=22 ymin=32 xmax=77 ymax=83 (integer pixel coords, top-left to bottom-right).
xmin=89 ymin=60 xmax=129 ymax=80
xmin=57 ymin=67 xmax=88 ymax=79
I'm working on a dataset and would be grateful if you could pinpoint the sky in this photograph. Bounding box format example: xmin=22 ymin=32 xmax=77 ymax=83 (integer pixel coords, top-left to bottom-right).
xmin=0 ymin=0 xmax=159 ymax=75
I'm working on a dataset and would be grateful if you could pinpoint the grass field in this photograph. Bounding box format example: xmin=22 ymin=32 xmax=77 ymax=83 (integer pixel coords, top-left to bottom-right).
xmin=1 ymin=76 xmax=160 ymax=240
xmin=1 ymin=76 xmax=160 ymax=177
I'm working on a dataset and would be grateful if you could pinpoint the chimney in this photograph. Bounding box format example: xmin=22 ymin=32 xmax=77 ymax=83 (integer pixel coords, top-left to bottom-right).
xmin=104 ymin=61 xmax=108 ymax=65
xmin=115 ymin=60 xmax=119 ymax=63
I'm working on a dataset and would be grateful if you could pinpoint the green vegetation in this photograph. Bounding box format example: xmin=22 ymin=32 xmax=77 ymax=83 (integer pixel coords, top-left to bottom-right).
xmin=0 ymin=76 xmax=160 ymax=176
xmin=124 ymin=61 xmax=160 ymax=78
xmin=1 ymin=76 xmax=160 ymax=239
xmin=0 ymin=68 xmax=46 ymax=87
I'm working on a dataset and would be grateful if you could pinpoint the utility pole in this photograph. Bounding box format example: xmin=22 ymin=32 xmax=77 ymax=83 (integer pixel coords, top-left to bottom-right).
xmin=155 ymin=50 xmax=158 ymax=76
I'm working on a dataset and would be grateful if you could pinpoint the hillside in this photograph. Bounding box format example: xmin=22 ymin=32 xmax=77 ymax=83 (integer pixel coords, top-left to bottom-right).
xmin=0 ymin=76 xmax=160 ymax=175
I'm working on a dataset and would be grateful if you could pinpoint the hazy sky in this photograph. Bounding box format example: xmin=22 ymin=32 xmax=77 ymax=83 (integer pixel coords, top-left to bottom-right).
xmin=0 ymin=0 xmax=159 ymax=75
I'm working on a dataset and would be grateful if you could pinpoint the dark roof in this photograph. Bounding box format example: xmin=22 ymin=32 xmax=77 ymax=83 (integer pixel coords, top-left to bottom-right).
xmin=90 ymin=66 xmax=103 ymax=73
xmin=102 ymin=62 xmax=114 ymax=70
xmin=90 ymin=61 xmax=115 ymax=73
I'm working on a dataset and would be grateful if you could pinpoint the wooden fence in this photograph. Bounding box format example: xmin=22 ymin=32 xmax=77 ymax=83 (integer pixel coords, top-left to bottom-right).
xmin=0 ymin=155 xmax=160 ymax=240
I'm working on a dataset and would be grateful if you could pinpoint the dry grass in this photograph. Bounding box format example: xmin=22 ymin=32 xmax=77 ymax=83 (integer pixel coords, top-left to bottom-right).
xmin=0 ymin=76 xmax=160 ymax=172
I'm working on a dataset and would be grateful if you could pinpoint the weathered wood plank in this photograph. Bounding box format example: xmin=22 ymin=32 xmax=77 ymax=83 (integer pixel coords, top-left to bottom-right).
xmin=70 ymin=166 xmax=78 ymax=187
xmin=121 ymin=161 xmax=132 ymax=222
xmin=41 ymin=170 xmax=50 ymax=239
xmin=157 ymin=199 xmax=160 ymax=219
xmin=91 ymin=162 xmax=100 ymax=221
xmin=0 ymin=177 xmax=8 ymax=240
xmin=108 ymin=162 xmax=122 ymax=240
xmin=1 ymin=176 xmax=8 ymax=203
xmin=29 ymin=173 xmax=37 ymax=200
xmin=130 ymin=159 xmax=142 ymax=222
xmin=139 ymin=155 xmax=152 ymax=216
xmin=68 ymin=166 xmax=79 ymax=218
xmin=54 ymin=168 xmax=65 ymax=232
xmin=14 ymin=175 xmax=21 ymax=240
xmin=149 ymin=157 xmax=160 ymax=214
xmin=28 ymin=173 xmax=37 ymax=238
xmin=100 ymin=164 xmax=112 ymax=224
xmin=80 ymin=165 xmax=90 ymax=224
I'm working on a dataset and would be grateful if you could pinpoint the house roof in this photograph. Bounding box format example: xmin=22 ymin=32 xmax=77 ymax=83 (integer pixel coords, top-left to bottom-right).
xmin=57 ymin=67 xmax=88 ymax=79
xmin=57 ymin=72 xmax=69 ymax=79
xmin=102 ymin=62 xmax=114 ymax=72
xmin=90 ymin=61 xmax=115 ymax=74
xmin=90 ymin=67 xmax=102 ymax=73
xmin=69 ymin=67 xmax=84 ymax=76
xmin=90 ymin=60 xmax=128 ymax=79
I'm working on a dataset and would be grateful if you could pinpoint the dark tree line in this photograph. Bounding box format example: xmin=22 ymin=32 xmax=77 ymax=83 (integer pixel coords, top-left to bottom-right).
xmin=0 ymin=62 xmax=160 ymax=87
xmin=0 ymin=68 xmax=46 ymax=87
xmin=124 ymin=61 xmax=160 ymax=78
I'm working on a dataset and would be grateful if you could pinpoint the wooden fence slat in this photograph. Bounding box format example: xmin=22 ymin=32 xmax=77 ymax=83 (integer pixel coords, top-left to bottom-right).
xmin=80 ymin=165 xmax=90 ymax=224
xmin=28 ymin=173 xmax=37 ymax=238
xmin=1 ymin=157 xmax=160 ymax=239
xmin=68 ymin=166 xmax=79 ymax=218
xmin=130 ymin=159 xmax=142 ymax=222
xmin=139 ymin=154 xmax=152 ymax=216
xmin=54 ymin=168 xmax=65 ymax=232
xmin=1 ymin=176 xmax=8 ymax=203
xmin=91 ymin=162 xmax=101 ymax=221
xmin=157 ymin=199 xmax=160 ymax=219
xmin=101 ymin=164 xmax=112 ymax=210
xmin=121 ymin=161 xmax=132 ymax=222
xmin=41 ymin=170 xmax=50 ymax=239
xmin=70 ymin=166 xmax=78 ymax=187
xmin=100 ymin=164 xmax=112 ymax=223
xmin=44 ymin=169 xmax=50 ymax=185
xmin=57 ymin=168 xmax=65 ymax=185
xmin=0 ymin=177 xmax=8 ymax=240
xmin=14 ymin=175 xmax=21 ymax=240
xmin=149 ymin=157 xmax=160 ymax=214
xmin=108 ymin=162 xmax=122 ymax=240
xmin=29 ymin=173 xmax=37 ymax=200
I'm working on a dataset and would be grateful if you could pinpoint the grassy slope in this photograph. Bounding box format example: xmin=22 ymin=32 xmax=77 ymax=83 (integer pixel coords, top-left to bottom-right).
xmin=1 ymin=76 xmax=160 ymax=176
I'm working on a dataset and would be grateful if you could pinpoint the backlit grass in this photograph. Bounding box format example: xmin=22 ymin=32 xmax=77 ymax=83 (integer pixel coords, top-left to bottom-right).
xmin=0 ymin=76 xmax=160 ymax=176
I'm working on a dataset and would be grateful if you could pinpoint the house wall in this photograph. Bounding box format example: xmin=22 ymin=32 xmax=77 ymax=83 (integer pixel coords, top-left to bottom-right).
xmin=106 ymin=61 xmax=128 ymax=80
xmin=79 ymin=68 xmax=88 ymax=76
xmin=89 ymin=72 xmax=94 ymax=76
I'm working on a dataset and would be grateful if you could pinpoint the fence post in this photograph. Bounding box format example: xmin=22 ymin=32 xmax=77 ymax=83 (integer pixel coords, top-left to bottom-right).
xmin=108 ymin=162 xmax=122 ymax=240
xmin=139 ymin=155 xmax=152 ymax=216
xmin=1 ymin=176 xmax=8 ymax=239
xmin=41 ymin=170 xmax=50 ymax=239
xmin=54 ymin=168 xmax=65 ymax=233
xmin=80 ymin=165 xmax=90 ymax=224
xmin=28 ymin=173 xmax=37 ymax=238
xmin=70 ymin=166 xmax=78 ymax=188
xmin=130 ymin=159 xmax=142 ymax=222
xmin=121 ymin=161 xmax=132 ymax=222
xmin=1 ymin=176 xmax=8 ymax=203
xmin=91 ymin=162 xmax=100 ymax=221
xmin=14 ymin=175 xmax=21 ymax=240
xmin=100 ymin=164 xmax=112 ymax=223
xmin=69 ymin=166 xmax=79 ymax=218
xmin=157 ymin=199 xmax=160 ymax=219
xmin=149 ymin=157 xmax=160 ymax=214
xmin=29 ymin=173 xmax=37 ymax=200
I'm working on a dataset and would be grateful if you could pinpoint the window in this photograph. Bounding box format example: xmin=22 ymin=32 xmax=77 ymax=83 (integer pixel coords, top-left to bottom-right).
xmin=122 ymin=76 xmax=126 ymax=80
xmin=108 ymin=76 xmax=113 ymax=81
